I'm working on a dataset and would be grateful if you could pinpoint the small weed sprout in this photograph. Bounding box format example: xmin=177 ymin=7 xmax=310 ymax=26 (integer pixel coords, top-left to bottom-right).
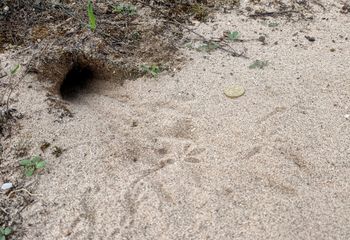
xmin=20 ymin=156 xmax=46 ymax=177
xmin=0 ymin=226 xmax=12 ymax=240
xmin=249 ymin=60 xmax=268 ymax=69
xmin=268 ymin=22 xmax=279 ymax=27
xmin=10 ymin=64 xmax=20 ymax=75
xmin=87 ymin=0 xmax=96 ymax=31
xmin=196 ymin=41 xmax=219 ymax=52
xmin=185 ymin=42 xmax=194 ymax=49
xmin=141 ymin=64 xmax=161 ymax=77
xmin=113 ymin=4 xmax=137 ymax=16
xmin=227 ymin=31 xmax=239 ymax=41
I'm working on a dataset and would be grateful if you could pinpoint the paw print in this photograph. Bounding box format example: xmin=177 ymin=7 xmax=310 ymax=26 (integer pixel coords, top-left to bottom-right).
xmin=182 ymin=143 xmax=206 ymax=164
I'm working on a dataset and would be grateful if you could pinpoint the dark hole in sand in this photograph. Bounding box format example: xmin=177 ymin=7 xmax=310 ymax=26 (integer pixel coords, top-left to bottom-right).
xmin=60 ymin=63 xmax=95 ymax=100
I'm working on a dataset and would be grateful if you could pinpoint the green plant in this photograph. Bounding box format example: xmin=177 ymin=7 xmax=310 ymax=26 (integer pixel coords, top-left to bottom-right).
xmin=184 ymin=43 xmax=194 ymax=49
xmin=113 ymin=3 xmax=137 ymax=15
xmin=268 ymin=22 xmax=279 ymax=27
xmin=196 ymin=41 xmax=219 ymax=52
xmin=227 ymin=31 xmax=239 ymax=41
xmin=0 ymin=227 xmax=12 ymax=240
xmin=87 ymin=0 xmax=96 ymax=31
xmin=249 ymin=60 xmax=268 ymax=69
xmin=141 ymin=64 xmax=161 ymax=77
xmin=20 ymin=156 xmax=46 ymax=177
xmin=10 ymin=64 xmax=20 ymax=75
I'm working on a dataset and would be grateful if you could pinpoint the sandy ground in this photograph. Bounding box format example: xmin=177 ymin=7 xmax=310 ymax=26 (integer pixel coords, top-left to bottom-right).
xmin=1 ymin=2 xmax=350 ymax=239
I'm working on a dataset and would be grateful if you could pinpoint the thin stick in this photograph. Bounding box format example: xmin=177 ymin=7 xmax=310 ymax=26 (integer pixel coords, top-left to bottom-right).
xmin=249 ymin=10 xmax=298 ymax=18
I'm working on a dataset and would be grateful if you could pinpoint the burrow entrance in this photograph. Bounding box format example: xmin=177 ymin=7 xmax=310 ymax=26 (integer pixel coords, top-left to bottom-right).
xmin=38 ymin=51 xmax=141 ymax=102
xmin=59 ymin=63 xmax=95 ymax=100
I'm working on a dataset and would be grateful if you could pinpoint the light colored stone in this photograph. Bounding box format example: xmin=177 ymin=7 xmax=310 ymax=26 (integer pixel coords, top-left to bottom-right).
xmin=1 ymin=182 xmax=13 ymax=191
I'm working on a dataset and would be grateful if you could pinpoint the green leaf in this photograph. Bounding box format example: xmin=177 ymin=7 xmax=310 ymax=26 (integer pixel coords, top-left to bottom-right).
xmin=10 ymin=64 xmax=20 ymax=75
xmin=141 ymin=64 xmax=161 ymax=77
xmin=25 ymin=166 xmax=35 ymax=177
xmin=249 ymin=60 xmax=268 ymax=69
xmin=268 ymin=22 xmax=279 ymax=27
xmin=150 ymin=65 xmax=160 ymax=76
xmin=35 ymin=161 xmax=46 ymax=169
xmin=141 ymin=64 xmax=149 ymax=72
xmin=228 ymin=31 xmax=239 ymax=41
xmin=113 ymin=5 xmax=122 ymax=13
xmin=113 ymin=4 xmax=136 ymax=15
xmin=197 ymin=42 xmax=219 ymax=52
xmin=31 ymin=156 xmax=42 ymax=163
xmin=0 ymin=235 xmax=5 ymax=240
xmin=20 ymin=159 xmax=32 ymax=166
xmin=3 ymin=227 xmax=11 ymax=236
xmin=87 ymin=0 xmax=96 ymax=31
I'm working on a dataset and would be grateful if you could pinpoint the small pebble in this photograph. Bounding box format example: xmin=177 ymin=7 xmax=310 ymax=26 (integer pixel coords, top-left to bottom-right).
xmin=3 ymin=6 xmax=9 ymax=12
xmin=258 ymin=36 xmax=266 ymax=42
xmin=345 ymin=114 xmax=350 ymax=120
xmin=1 ymin=182 xmax=13 ymax=191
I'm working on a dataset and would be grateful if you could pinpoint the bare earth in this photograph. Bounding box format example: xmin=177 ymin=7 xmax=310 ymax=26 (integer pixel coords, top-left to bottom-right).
xmin=1 ymin=2 xmax=350 ymax=239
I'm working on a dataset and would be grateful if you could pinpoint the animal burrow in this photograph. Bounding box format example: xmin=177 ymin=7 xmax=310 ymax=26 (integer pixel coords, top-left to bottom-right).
xmin=38 ymin=51 xmax=141 ymax=102
xmin=59 ymin=62 xmax=95 ymax=100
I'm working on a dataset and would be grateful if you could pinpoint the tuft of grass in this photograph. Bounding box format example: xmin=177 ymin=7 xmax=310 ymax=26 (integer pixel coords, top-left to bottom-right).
xmin=113 ymin=3 xmax=137 ymax=16
xmin=191 ymin=3 xmax=209 ymax=21
xmin=87 ymin=0 xmax=96 ymax=31
xmin=0 ymin=227 xmax=12 ymax=240
xmin=19 ymin=156 xmax=46 ymax=177
xmin=249 ymin=60 xmax=268 ymax=69
xmin=141 ymin=64 xmax=161 ymax=77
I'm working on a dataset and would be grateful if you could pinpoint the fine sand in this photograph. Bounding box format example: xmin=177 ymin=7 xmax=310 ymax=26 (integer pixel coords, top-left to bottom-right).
xmin=2 ymin=2 xmax=350 ymax=239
